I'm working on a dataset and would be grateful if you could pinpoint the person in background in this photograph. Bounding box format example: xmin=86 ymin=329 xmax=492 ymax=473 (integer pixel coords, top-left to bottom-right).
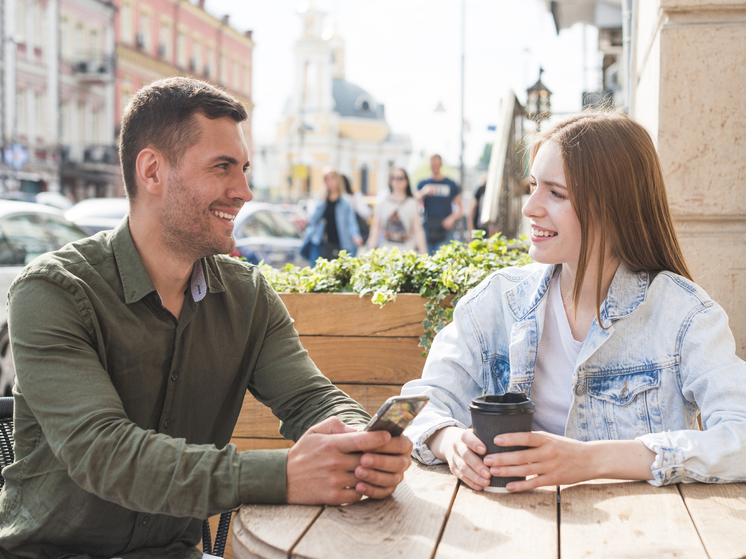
xmin=341 ymin=173 xmax=371 ymax=244
xmin=401 ymin=110 xmax=746 ymax=493
xmin=0 ymin=78 xmax=411 ymax=558
xmin=414 ymin=154 xmax=462 ymax=254
xmin=468 ymin=173 xmax=489 ymax=236
xmin=367 ymin=167 xmax=427 ymax=254
xmin=302 ymin=168 xmax=363 ymax=263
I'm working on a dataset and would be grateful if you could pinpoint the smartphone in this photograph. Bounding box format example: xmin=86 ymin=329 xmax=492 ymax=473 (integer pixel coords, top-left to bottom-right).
xmin=363 ymin=395 xmax=429 ymax=436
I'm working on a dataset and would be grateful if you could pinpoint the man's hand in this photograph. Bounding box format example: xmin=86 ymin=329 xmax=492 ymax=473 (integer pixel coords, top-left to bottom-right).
xmin=483 ymin=432 xmax=656 ymax=492
xmin=442 ymin=214 xmax=458 ymax=231
xmin=353 ymin=433 xmax=412 ymax=499
xmin=286 ymin=417 xmax=398 ymax=505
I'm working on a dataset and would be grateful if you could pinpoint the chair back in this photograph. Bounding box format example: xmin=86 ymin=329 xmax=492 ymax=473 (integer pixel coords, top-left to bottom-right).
xmin=0 ymin=396 xmax=14 ymax=490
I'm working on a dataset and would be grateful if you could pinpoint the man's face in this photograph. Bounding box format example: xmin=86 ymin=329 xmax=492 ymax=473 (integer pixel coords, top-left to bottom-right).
xmin=160 ymin=114 xmax=251 ymax=259
xmin=430 ymin=156 xmax=442 ymax=175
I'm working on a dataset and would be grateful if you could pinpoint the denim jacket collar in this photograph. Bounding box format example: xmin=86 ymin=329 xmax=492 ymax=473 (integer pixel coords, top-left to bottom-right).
xmin=505 ymin=261 xmax=648 ymax=325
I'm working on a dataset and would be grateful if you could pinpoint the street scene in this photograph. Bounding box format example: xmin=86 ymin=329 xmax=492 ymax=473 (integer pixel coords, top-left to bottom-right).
xmin=1 ymin=0 xmax=745 ymax=558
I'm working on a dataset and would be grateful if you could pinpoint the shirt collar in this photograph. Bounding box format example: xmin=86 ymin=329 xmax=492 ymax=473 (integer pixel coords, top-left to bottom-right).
xmin=111 ymin=218 xmax=224 ymax=305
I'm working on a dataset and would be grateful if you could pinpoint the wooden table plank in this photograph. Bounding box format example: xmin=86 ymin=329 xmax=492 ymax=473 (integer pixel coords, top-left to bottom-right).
xmin=436 ymin=484 xmax=557 ymax=559
xmin=560 ymin=480 xmax=707 ymax=558
xmin=680 ymin=483 xmax=746 ymax=559
xmin=291 ymin=463 xmax=457 ymax=559
xmin=232 ymin=503 xmax=323 ymax=559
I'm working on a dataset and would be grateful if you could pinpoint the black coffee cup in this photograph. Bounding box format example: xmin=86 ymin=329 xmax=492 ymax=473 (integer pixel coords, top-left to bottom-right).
xmin=469 ymin=393 xmax=536 ymax=492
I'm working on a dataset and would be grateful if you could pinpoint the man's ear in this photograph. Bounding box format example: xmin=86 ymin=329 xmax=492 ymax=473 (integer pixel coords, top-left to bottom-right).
xmin=135 ymin=148 xmax=166 ymax=196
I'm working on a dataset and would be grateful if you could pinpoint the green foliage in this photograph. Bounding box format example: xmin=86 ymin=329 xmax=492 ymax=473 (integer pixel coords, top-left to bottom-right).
xmin=260 ymin=231 xmax=531 ymax=356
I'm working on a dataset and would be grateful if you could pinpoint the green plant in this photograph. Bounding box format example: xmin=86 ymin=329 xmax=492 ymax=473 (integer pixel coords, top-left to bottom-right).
xmin=260 ymin=231 xmax=531 ymax=355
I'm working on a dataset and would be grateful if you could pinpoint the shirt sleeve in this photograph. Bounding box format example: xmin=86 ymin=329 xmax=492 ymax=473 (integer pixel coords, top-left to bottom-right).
xmin=637 ymin=300 xmax=746 ymax=485
xmin=8 ymin=270 xmax=292 ymax=518
xmin=246 ymin=274 xmax=371 ymax=443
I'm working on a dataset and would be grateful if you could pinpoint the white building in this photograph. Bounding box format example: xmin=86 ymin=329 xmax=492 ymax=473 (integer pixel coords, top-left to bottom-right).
xmin=260 ymin=4 xmax=410 ymax=201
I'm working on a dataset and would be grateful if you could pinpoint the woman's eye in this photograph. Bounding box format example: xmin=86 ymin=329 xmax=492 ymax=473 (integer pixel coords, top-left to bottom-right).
xmin=529 ymin=182 xmax=537 ymax=193
xmin=551 ymin=190 xmax=566 ymax=200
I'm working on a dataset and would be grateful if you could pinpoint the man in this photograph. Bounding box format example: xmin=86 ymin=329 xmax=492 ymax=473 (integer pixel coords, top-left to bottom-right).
xmin=0 ymin=78 xmax=411 ymax=558
xmin=414 ymin=154 xmax=463 ymax=254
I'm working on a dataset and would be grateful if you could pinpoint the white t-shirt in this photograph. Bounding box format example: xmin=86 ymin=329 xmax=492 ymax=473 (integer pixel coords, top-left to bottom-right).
xmin=531 ymin=273 xmax=582 ymax=435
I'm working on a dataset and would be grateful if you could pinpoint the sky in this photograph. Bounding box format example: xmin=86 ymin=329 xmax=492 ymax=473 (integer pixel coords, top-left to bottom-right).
xmin=204 ymin=0 xmax=600 ymax=170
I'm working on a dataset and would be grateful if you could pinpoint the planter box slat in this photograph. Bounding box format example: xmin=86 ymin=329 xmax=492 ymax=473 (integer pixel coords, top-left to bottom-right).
xmin=233 ymin=384 xmax=404 ymax=439
xmin=230 ymin=293 xmax=430 ymax=449
xmin=301 ymin=336 xmax=425 ymax=384
xmin=281 ymin=293 xmax=428 ymax=337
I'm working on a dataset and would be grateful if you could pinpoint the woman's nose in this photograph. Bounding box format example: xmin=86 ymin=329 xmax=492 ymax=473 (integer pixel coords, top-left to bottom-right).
xmin=522 ymin=190 xmax=543 ymax=218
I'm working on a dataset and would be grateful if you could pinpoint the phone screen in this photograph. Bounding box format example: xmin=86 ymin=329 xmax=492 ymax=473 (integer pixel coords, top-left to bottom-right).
xmin=364 ymin=395 xmax=429 ymax=436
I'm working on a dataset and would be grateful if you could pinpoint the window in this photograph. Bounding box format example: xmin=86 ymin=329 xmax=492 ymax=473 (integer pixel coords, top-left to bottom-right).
xmin=75 ymin=24 xmax=84 ymax=60
xmin=121 ymin=2 xmax=132 ymax=44
xmin=219 ymin=52 xmax=226 ymax=84
xmin=33 ymin=0 xmax=43 ymax=50
xmin=92 ymin=107 xmax=100 ymax=144
xmin=16 ymin=89 xmax=27 ymax=134
xmin=0 ymin=214 xmax=56 ymax=266
xmin=206 ymin=46 xmax=215 ymax=78
xmin=77 ymin=102 xmax=86 ymax=144
xmin=177 ymin=33 xmax=186 ymax=68
xmin=15 ymin=0 xmax=26 ymax=44
xmin=159 ymin=24 xmax=170 ymax=58
xmin=60 ymin=17 xmax=71 ymax=59
xmin=243 ymin=63 xmax=250 ymax=94
xmin=35 ymin=91 xmax=44 ymax=139
xmin=192 ymin=40 xmax=201 ymax=73
xmin=139 ymin=13 xmax=150 ymax=51
xmin=360 ymin=165 xmax=369 ymax=195
xmin=61 ymin=101 xmax=70 ymax=143
xmin=89 ymin=29 xmax=99 ymax=59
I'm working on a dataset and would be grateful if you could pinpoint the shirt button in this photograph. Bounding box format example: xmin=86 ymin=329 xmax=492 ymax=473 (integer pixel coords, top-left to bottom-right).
xmin=620 ymin=387 xmax=629 ymax=399
xmin=575 ymin=384 xmax=586 ymax=396
xmin=170 ymin=372 xmax=178 ymax=381
xmin=164 ymin=419 xmax=170 ymax=428
xmin=142 ymin=516 xmax=149 ymax=525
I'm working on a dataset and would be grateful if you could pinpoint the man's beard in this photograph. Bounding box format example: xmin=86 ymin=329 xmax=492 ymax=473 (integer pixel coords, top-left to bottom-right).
xmin=161 ymin=170 xmax=237 ymax=260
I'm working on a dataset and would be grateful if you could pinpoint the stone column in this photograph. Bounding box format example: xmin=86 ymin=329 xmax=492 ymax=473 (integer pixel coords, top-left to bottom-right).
xmin=634 ymin=0 xmax=746 ymax=358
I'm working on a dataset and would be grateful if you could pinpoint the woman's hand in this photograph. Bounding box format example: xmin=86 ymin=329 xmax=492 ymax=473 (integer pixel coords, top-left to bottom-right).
xmin=483 ymin=432 xmax=656 ymax=492
xmin=427 ymin=426 xmax=492 ymax=491
xmin=353 ymin=236 xmax=363 ymax=247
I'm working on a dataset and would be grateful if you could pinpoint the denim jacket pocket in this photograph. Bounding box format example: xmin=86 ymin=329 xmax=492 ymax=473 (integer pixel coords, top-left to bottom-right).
xmin=486 ymin=355 xmax=510 ymax=395
xmin=586 ymin=368 xmax=662 ymax=440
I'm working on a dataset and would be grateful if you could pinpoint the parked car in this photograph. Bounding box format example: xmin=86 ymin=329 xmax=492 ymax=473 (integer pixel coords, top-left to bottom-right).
xmin=65 ymin=197 xmax=129 ymax=234
xmin=230 ymin=202 xmax=307 ymax=267
xmin=0 ymin=200 xmax=90 ymax=396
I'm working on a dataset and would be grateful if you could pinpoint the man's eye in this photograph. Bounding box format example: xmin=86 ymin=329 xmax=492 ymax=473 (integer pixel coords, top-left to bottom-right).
xmin=217 ymin=163 xmax=228 ymax=170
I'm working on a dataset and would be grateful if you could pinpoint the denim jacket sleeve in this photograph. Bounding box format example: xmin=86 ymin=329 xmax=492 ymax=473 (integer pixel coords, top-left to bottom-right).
xmin=637 ymin=298 xmax=746 ymax=485
xmin=401 ymin=288 xmax=490 ymax=464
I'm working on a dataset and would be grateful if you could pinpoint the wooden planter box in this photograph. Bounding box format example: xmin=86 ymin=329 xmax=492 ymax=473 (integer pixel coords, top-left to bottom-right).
xmin=230 ymin=293 xmax=430 ymax=451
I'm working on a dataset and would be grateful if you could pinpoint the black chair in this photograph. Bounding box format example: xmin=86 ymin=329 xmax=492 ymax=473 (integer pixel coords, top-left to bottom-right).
xmin=0 ymin=396 xmax=232 ymax=557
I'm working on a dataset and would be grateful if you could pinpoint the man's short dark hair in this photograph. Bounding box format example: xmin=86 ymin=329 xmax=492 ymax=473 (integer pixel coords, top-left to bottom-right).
xmin=119 ymin=77 xmax=248 ymax=199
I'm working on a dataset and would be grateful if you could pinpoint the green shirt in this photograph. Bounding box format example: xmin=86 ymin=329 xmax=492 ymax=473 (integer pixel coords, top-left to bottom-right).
xmin=0 ymin=220 xmax=369 ymax=559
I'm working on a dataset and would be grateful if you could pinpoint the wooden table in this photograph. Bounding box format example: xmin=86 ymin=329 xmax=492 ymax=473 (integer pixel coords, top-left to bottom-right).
xmin=231 ymin=462 xmax=746 ymax=559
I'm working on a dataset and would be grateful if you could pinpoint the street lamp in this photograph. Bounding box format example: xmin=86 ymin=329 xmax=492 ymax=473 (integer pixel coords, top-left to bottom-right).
xmin=526 ymin=67 xmax=552 ymax=130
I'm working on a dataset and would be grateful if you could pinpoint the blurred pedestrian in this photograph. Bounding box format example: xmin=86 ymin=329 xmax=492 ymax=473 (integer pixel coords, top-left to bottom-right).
xmin=468 ymin=173 xmax=489 ymax=236
xmin=341 ymin=173 xmax=371 ymax=243
xmin=367 ymin=167 xmax=427 ymax=254
xmin=301 ymin=167 xmax=363 ymax=263
xmin=414 ymin=154 xmax=462 ymax=254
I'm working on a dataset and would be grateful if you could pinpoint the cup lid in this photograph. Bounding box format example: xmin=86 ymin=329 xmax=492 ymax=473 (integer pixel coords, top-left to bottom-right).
xmin=469 ymin=393 xmax=536 ymax=413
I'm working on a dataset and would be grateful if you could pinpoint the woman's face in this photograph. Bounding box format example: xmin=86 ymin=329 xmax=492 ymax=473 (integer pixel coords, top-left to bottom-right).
xmin=325 ymin=173 xmax=340 ymax=195
xmin=522 ymin=140 xmax=582 ymax=269
xmin=390 ymin=169 xmax=407 ymax=194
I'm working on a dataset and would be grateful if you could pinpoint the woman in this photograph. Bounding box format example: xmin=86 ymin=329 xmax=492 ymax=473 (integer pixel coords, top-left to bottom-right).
xmin=341 ymin=173 xmax=371 ymax=243
xmin=367 ymin=167 xmax=427 ymax=254
xmin=302 ymin=168 xmax=363 ymax=263
xmin=401 ymin=110 xmax=746 ymax=492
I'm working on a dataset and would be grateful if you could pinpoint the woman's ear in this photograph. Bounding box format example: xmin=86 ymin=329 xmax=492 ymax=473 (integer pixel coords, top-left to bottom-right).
xmin=136 ymin=148 xmax=164 ymax=196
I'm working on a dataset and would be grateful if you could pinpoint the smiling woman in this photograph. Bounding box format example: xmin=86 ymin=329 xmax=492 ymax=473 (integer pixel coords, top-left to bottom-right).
xmin=400 ymin=109 xmax=746 ymax=494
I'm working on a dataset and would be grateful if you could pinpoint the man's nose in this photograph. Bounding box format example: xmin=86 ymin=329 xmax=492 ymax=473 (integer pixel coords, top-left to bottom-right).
xmin=231 ymin=172 xmax=253 ymax=203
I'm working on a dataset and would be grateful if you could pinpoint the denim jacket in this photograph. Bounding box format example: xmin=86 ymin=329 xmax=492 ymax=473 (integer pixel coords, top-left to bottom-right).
xmin=303 ymin=196 xmax=361 ymax=255
xmin=402 ymin=262 xmax=746 ymax=486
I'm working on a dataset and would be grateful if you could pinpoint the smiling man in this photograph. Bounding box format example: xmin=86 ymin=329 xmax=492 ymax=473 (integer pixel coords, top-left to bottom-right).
xmin=0 ymin=78 xmax=411 ymax=558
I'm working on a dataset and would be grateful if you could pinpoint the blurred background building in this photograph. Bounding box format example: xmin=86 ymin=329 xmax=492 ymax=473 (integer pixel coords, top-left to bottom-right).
xmin=252 ymin=4 xmax=411 ymax=201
